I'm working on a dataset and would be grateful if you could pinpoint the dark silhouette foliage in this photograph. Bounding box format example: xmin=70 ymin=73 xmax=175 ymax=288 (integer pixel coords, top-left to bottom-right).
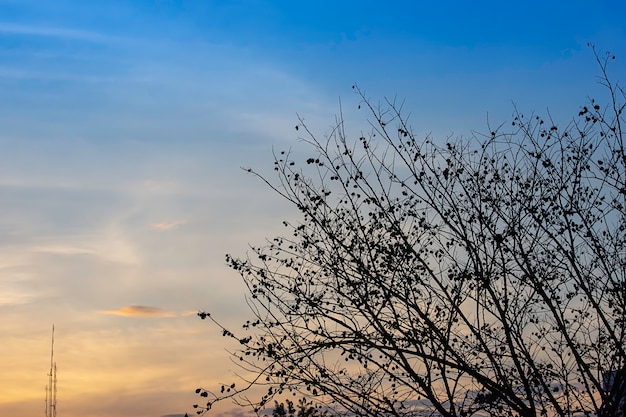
xmin=270 ymin=398 xmax=330 ymax=417
xmin=195 ymin=47 xmax=626 ymax=417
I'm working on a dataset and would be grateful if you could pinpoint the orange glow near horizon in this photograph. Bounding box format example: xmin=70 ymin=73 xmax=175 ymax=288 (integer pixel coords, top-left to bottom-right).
xmin=0 ymin=319 xmax=254 ymax=417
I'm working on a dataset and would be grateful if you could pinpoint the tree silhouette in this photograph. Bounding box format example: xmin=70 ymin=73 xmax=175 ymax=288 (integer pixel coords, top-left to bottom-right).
xmin=195 ymin=47 xmax=626 ymax=417
xmin=270 ymin=397 xmax=330 ymax=417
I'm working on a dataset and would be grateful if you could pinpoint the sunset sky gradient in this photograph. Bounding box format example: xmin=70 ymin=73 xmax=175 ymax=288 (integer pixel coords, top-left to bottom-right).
xmin=1 ymin=1 xmax=626 ymax=417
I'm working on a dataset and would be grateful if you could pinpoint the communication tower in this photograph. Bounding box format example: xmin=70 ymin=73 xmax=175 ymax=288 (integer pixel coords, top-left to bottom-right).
xmin=45 ymin=325 xmax=57 ymax=417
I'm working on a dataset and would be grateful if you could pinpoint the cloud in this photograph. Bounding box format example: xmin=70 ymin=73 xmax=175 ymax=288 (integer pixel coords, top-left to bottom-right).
xmin=0 ymin=262 xmax=39 ymax=305
xmin=153 ymin=220 xmax=187 ymax=230
xmin=180 ymin=310 xmax=200 ymax=317
xmin=0 ymin=22 xmax=125 ymax=43
xmin=32 ymin=238 xmax=140 ymax=265
xmin=99 ymin=305 xmax=176 ymax=318
xmin=0 ymin=285 xmax=38 ymax=305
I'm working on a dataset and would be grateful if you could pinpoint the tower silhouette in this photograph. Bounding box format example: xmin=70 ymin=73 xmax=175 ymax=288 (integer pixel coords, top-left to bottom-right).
xmin=45 ymin=325 xmax=57 ymax=417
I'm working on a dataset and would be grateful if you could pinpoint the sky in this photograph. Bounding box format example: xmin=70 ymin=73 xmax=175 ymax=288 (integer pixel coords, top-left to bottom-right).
xmin=1 ymin=1 xmax=625 ymax=417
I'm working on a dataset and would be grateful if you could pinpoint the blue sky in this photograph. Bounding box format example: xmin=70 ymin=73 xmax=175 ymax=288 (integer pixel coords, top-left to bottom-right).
xmin=1 ymin=1 xmax=625 ymax=417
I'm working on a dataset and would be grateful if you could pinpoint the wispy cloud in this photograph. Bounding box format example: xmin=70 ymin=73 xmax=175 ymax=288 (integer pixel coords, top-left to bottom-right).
xmin=180 ymin=310 xmax=200 ymax=317
xmin=32 ymin=238 xmax=140 ymax=265
xmin=0 ymin=22 xmax=125 ymax=43
xmin=0 ymin=284 xmax=38 ymax=305
xmin=152 ymin=220 xmax=187 ymax=230
xmin=99 ymin=305 xmax=177 ymax=317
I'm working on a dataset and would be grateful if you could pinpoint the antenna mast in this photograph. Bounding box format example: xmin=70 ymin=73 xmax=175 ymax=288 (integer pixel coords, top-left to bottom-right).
xmin=45 ymin=325 xmax=57 ymax=417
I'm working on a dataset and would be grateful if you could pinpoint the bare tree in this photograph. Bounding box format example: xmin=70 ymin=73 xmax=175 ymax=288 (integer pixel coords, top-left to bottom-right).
xmin=195 ymin=47 xmax=626 ymax=417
